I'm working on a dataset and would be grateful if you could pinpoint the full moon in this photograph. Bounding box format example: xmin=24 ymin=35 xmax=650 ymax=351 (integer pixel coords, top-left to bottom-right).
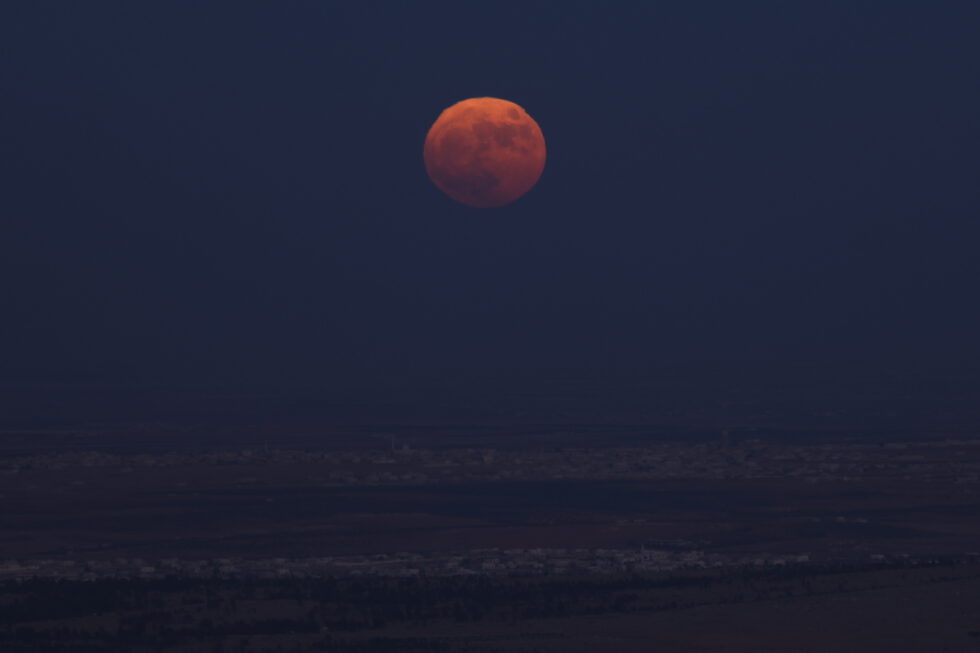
xmin=424 ymin=97 xmax=546 ymax=208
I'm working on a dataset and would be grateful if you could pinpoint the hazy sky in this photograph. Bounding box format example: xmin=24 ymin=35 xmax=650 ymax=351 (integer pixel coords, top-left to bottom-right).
xmin=2 ymin=2 xmax=979 ymax=397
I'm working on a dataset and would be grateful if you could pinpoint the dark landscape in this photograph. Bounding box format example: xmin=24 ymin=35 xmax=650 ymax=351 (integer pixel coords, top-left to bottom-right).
xmin=2 ymin=379 xmax=980 ymax=651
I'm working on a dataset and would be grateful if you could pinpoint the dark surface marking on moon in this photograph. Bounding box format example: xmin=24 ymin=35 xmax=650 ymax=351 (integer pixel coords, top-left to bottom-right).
xmin=436 ymin=165 xmax=501 ymax=201
xmin=472 ymin=120 xmax=522 ymax=149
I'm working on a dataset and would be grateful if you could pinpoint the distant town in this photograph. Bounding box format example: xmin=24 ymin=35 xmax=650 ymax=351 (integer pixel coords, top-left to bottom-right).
xmin=3 ymin=437 xmax=979 ymax=584
xmin=5 ymin=547 xmax=975 ymax=584
xmin=4 ymin=438 xmax=980 ymax=485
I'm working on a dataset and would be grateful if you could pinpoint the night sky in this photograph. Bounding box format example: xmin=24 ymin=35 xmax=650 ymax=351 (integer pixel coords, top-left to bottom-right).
xmin=2 ymin=2 xmax=980 ymax=415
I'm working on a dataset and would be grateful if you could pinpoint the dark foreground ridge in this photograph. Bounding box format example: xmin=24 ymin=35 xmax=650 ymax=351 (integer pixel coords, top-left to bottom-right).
xmin=1 ymin=558 xmax=979 ymax=652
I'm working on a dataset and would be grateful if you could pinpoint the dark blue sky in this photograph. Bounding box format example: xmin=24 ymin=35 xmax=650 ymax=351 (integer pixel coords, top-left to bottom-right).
xmin=2 ymin=2 xmax=979 ymax=399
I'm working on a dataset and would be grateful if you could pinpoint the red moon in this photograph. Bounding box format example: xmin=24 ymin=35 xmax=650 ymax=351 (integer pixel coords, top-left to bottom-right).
xmin=424 ymin=97 xmax=546 ymax=208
